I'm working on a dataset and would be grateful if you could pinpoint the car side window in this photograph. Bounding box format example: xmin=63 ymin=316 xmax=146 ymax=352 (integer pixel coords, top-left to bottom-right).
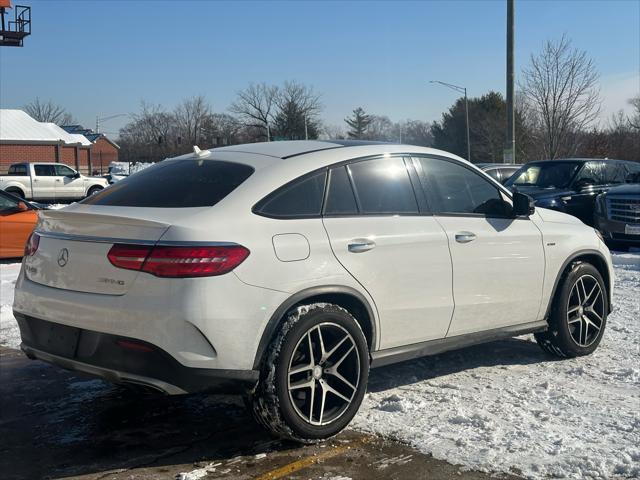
xmin=8 ymin=165 xmax=27 ymax=176
xmin=34 ymin=165 xmax=56 ymax=176
xmin=55 ymin=165 xmax=75 ymax=176
xmin=485 ymin=169 xmax=501 ymax=182
xmin=347 ymin=157 xmax=419 ymax=214
xmin=255 ymin=171 xmax=327 ymax=218
xmin=574 ymin=162 xmax=607 ymax=187
xmin=625 ymin=162 xmax=640 ymax=183
xmin=414 ymin=157 xmax=512 ymax=217
xmin=324 ymin=166 xmax=358 ymax=215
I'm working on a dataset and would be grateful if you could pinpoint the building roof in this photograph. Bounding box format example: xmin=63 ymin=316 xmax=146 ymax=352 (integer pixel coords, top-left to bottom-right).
xmin=44 ymin=123 xmax=92 ymax=147
xmin=0 ymin=109 xmax=90 ymax=146
xmin=61 ymin=124 xmax=120 ymax=149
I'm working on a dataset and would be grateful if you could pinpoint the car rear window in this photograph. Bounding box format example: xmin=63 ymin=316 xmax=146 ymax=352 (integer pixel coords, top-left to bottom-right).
xmin=8 ymin=164 xmax=27 ymax=176
xmin=82 ymin=159 xmax=254 ymax=208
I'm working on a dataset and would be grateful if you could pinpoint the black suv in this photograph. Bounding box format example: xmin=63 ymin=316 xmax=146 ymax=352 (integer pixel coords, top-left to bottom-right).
xmin=504 ymin=159 xmax=640 ymax=226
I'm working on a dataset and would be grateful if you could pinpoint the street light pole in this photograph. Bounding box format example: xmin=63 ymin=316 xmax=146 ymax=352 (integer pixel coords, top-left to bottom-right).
xmin=429 ymin=80 xmax=471 ymax=162
xmin=96 ymin=113 xmax=128 ymax=134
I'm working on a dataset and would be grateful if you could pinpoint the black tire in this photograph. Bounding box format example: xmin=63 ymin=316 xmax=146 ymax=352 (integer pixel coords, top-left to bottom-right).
xmin=87 ymin=186 xmax=103 ymax=197
xmin=535 ymin=262 xmax=608 ymax=358
xmin=247 ymin=303 xmax=369 ymax=442
xmin=6 ymin=188 xmax=25 ymax=199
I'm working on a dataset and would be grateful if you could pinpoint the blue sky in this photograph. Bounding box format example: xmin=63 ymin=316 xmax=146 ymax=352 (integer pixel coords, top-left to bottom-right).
xmin=1 ymin=0 xmax=638 ymax=138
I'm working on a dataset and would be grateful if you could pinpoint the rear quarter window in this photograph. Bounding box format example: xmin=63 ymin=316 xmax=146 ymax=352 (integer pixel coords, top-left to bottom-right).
xmin=82 ymin=159 xmax=254 ymax=208
xmin=253 ymin=171 xmax=327 ymax=218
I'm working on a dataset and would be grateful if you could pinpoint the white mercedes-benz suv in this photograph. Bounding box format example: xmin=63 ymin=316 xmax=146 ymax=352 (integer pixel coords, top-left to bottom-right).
xmin=14 ymin=141 xmax=613 ymax=441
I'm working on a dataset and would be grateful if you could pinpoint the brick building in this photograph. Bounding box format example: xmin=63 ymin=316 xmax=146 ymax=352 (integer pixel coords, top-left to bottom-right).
xmin=0 ymin=109 xmax=119 ymax=174
xmin=62 ymin=125 xmax=120 ymax=175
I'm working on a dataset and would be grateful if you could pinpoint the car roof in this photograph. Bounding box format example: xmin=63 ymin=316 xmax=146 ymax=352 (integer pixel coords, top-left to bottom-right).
xmin=526 ymin=158 xmax=628 ymax=165
xmin=168 ymin=140 xmax=466 ymax=169
xmin=476 ymin=163 xmax=520 ymax=168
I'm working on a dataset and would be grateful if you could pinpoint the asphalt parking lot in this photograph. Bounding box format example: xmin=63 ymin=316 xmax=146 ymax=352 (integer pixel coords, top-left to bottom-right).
xmin=0 ymin=346 xmax=517 ymax=480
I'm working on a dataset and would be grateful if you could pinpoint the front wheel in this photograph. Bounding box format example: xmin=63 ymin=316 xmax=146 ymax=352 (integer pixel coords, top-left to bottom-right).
xmin=535 ymin=262 xmax=608 ymax=358
xmin=248 ymin=303 xmax=369 ymax=442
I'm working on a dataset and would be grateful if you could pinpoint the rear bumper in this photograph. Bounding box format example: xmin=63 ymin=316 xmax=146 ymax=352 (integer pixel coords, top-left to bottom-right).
xmin=16 ymin=314 xmax=258 ymax=395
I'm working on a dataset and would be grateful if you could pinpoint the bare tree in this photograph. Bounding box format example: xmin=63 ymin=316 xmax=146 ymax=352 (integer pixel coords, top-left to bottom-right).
xmin=24 ymin=97 xmax=74 ymax=125
xmin=629 ymin=95 xmax=640 ymax=131
xmin=519 ymin=35 xmax=601 ymax=159
xmin=175 ymin=95 xmax=212 ymax=146
xmin=323 ymin=124 xmax=346 ymax=140
xmin=230 ymin=83 xmax=278 ymax=141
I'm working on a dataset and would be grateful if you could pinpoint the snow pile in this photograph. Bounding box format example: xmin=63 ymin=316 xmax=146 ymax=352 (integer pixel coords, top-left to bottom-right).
xmin=354 ymin=252 xmax=640 ymax=479
xmin=108 ymin=161 xmax=153 ymax=176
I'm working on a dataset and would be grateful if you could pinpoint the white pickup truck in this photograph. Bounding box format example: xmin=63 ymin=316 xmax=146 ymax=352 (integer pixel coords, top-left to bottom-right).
xmin=0 ymin=163 xmax=109 ymax=202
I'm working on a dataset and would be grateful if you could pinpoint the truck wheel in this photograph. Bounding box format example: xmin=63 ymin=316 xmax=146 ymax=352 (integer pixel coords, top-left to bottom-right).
xmin=6 ymin=188 xmax=25 ymax=199
xmin=535 ymin=262 xmax=608 ymax=358
xmin=87 ymin=186 xmax=103 ymax=197
xmin=248 ymin=303 xmax=369 ymax=442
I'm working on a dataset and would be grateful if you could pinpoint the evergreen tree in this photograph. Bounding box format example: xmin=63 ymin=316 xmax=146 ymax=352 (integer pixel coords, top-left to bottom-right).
xmin=345 ymin=107 xmax=372 ymax=139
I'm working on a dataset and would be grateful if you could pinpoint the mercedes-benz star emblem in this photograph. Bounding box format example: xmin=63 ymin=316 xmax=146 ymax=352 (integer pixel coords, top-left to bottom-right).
xmin=57 ymin=248 xmax=69 ymax=267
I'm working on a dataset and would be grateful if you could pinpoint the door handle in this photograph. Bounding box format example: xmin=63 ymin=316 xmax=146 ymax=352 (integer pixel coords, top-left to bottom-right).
xmin=55 ymin=179 xmax=61 ymax=182
xmin=348 ymin=239 xmax=376 ymax=253
xmin=455 ymin=232 xmax=476 ymax=244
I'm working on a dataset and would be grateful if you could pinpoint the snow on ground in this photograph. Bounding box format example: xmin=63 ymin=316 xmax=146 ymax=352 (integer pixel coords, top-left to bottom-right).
xmin=354 ymin=252 xmax=640 ymax=479
xmin=0 ymin=261 xmax=22 ymax=348
xmin=0 ymin=253 xmax=638 ymax=479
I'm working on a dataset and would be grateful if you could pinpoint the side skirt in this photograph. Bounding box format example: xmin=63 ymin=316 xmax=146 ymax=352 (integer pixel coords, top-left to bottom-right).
xmin=370 ymin=320 xmax=548 ymax=368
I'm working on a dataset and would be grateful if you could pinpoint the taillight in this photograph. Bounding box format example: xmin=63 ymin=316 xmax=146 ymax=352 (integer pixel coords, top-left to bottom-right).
xmin=24 ymin=232 xmax=40 ymax=257
xmin=107 ymin=244 xmax=250 ymax=278
xmin=107 ymin=244 xmax=152 ymax=271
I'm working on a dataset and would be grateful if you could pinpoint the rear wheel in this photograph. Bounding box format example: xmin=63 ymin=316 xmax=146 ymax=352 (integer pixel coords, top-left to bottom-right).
xmin=87 ymin=186 xmax=103 ymax=197
xmin=248 ymin=303 xmax=369 ymax=442
xmin=535 ymin=262 xmax=608 ymax=358
xmin=6 ymin=188 xmax=25 ymax=199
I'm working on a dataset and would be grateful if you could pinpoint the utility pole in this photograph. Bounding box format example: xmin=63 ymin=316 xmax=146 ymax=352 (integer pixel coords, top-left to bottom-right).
xmin=304 ymin=115 xmax=308 ymax=140
xmin=505 ymin=0 xmax=516 ymax=163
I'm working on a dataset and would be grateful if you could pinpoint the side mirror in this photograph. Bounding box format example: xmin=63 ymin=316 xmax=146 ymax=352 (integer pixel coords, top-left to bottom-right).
xmin=574 ymin=178 xmax=594 ymax=191
xmin=513 ymin=191 xmax=535 ymax=216
xmin=16 ymin=201 xmax=29 ymax=212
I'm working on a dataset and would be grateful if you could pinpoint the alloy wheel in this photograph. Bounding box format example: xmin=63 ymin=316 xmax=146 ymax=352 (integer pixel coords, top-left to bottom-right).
xmin=566 ymin=274 xmax=605 ymax=347
xmin=287 ymin=322 xmax=361 ymax=426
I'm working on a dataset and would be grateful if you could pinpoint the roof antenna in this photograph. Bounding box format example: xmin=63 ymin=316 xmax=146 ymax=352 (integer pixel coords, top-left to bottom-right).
xmin=193 ymin=145 xmax=210 ymax=158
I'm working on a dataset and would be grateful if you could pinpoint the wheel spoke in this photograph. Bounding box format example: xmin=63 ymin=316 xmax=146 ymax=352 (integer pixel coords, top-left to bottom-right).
xmin=584 ymin=312 xmax=602 ymax=330
xmin=584 ymin=282 xmax=598 ymax=303
xmin=582 ymin=315 xmax=589 ymax=343
xmin=325 ymin=369 xmax=356 ymax=394
xmin=318 ymin=384 xmax=327 ymax=424
xmin=568 ymin=316 xmax=582 ymax=324
xmin=289 ymin=378 xmax=314 ymax=390
xmin=289 ymin=363 xmax=313 ymax=376
xmin=308 ymin=378 xmax=316 ymax=423
xmin=307 ymin=331 xmax=315 ymax=364
xmin=331 ymin=344 xmax=355 ymax=370
xmin=317 ymin=325 xmax=327 ymax=358
xmin=321 ymin=379 xmax=352 ymax=403
xmin=588 ymin=289 xmax=602 ymax=309
xmin=322 ymin=334 xmax=349 ymax=363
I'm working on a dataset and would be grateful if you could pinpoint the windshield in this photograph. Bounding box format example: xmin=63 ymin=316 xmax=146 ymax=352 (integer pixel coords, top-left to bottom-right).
xmin=506 ymin=163 xmax=581 ymax=189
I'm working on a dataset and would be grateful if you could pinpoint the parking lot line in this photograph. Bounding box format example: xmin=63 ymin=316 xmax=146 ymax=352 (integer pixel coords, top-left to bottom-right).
xmin=255 ymin=437 xmax=368 ymax=480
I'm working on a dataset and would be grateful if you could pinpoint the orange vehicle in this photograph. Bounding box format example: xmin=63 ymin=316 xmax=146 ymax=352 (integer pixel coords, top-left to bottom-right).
xmin=0 ymin=189 xmax=39 ymax=258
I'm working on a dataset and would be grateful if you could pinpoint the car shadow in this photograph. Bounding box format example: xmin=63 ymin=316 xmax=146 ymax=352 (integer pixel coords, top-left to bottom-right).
xmin=366 ymin=336 xmax=554 ymax=393
xmin=0 ymin=337 xmax=550 ymax=479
